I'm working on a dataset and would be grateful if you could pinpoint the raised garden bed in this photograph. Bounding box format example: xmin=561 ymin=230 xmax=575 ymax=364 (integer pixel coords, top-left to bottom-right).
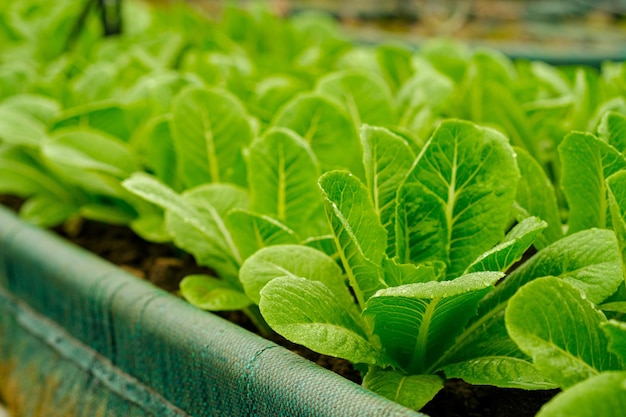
xmin=1 ymin=1 xmax=626 ymax=416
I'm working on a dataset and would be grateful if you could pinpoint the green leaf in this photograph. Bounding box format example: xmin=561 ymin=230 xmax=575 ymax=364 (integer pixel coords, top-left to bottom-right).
xmin=136 ymin=115 xmax=179 ymax=189
xmin=437 ymin=303 xmax=526 ymax=370
xmin=78 ymin=203 xmax=135 ymax=225
xmin=0 ymin=107 xmax=47 ymax=147
xmin=361 ymin=125 xmax=416 ymax=257
xmin=240 ymin=244 xmax=352 ymax=307
xmin=506 ymin=277 xmax=622 ymax=388
xmin=607 ymin=170 xmax=626 ymax=284
xmin=363 ymin=369 xmax=444 ymax=411
xmin=559 ymin=132 xmax=626 ymax=233
xmin=443 ymin=357 xmax=556 ymax=390
xmin=227 ymin=209 xmax=299 ymax=260
xmin=316 ymin=69 xmax=395 ymax=126
xmin=319 ymin=170 xmax=387 ymax=306
xmin=0 ymin=93 xmax=60 ymax=125
xmin=123 ymin=173 xmax=244 ymax=280
xmin=602 ymin=320 xmax=626 ymax=366
xmin=364 ymin=272 xmax=503 ymax=374
xmin=247 ymin=127 xmax=326 ymax=237
xmin=252 ymin=75 xmax=308 ymax=122
xmin=43 ymin=128 xmax=137 ymax=178
xmin=403 ymin=120 xmax=520 ymax=278
xmin=481 ymin=228 xmax=623 ymax=312
xmin=0 ymin=147 xmax=77 ymax=201
xmin=395 ymin=182 xmax=448 ymax=266
xmin=259 ymin=276 xmax=382 ymax=365
xmin=53 ymin=103 xmax=133 ymax=143
xmin=599 ymin=302 xmax=626 ymax=314
xmin=599 ymin=111 xmax=626 ymax=154
xmin=465 ymin=217 xmax=547 ymax=273
xmin=536 ymin=372 xmax=626 ymax=417
xmin=273 ymin=93 xmax=364 ymax=178
xmin=19 ymin=195 xmax=77 ymax=228
xmin=382 ymin=257 xmax=444 ymax=287
xmin=180 ymin=275 xmax=252 ymax=311
xmin=396 ymin=64 xmax=454 ymax=145
xmin=171 ymin=86 xmax=253 ymax=187
xmin=42 ymin=128 xmax=138 ymax=199
xmin=375 ymin=43 xmax=413 ymax=92
xmin=513 ymin=147 xmax=563 ymax=248
xmin=301 ymin=235 xmax=338 ymax=259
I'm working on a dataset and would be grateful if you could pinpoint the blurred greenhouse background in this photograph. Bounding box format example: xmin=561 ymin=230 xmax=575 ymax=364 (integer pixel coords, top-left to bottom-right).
xmin=3 ymin=0 xmax=626 ymax=66
xmin=236 ymin=0 xmax=626 ymax=64
xmin=183 ymin=0 xmax=626 ymax=65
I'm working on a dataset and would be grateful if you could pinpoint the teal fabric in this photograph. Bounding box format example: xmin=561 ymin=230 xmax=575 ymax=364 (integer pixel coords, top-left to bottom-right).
xmin=0 ymin=206 xmax=425 ymax=417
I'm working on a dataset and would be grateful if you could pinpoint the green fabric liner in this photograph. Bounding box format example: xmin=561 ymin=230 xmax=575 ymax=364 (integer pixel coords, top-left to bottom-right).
xmin=0 ymin=206 xmax=425 ymax=417
xmin=0 ymin=287 xmax=189 ymax=417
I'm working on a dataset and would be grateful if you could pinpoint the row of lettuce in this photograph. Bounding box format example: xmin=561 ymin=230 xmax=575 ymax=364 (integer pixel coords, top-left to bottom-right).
xmin=2 ymin=0 xmax=626 ymax=415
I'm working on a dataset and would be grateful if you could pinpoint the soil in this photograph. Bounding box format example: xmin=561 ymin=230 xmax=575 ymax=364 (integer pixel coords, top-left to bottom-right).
xmin=0 ymin=195 xmax=558 ymax=416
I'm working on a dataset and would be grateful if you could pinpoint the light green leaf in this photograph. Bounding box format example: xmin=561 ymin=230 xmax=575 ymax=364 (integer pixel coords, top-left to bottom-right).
xmin=227 ymin=210 xmax=299 ymax=260
xmin=396 ymin=64 xmax=454 ymax=145
xmin=536 ymin=371 xmax=626 ymax=417
xmin=602 ymin=320 xmax=626 ymax=366
xmin=481 ymin=228 xmax=622 ymax=312
xmin=78 ymin=204 xmax=135 ymax=225
xmin=506 ymin=277 xmax=622 ymax=388
xmin=180 ymin=275 xmax=252 ymax=311
xmin=375 ymin=43 xmax=414 ymax=92
xmin=361 ymin=125 xmax=415 ymax=257
xmin=316 ymin=69 xmax=395 ymax=126
xmin=0 ymin=94 xmax=60 ymax=125
xmin=259 ymin=276 xmax=382 ymax=365
xmin=513 ymin=147 xmax=563 ymax=248
xmin=599 ymin=111 xmax=626 ymax=154
xmin=559 ymin=131 xmax=626 ymax=233
xmin=403 ymin=120 xmax=520 ymax=278
xmin=247 ymin=127 xmax=326 ymax=237
xmin=253 ymin=75 xmax=308 ymax=122
xmin=129 ymin=209 xmax=169 ymax=243
xmin=240 ymin=244 xmax=351 ymax=307
xmin=363 ymin=369 xmax=444 ymax=411
xmin=364 ymin=272 xmax=503 ymax=374
xmin=273 ymin=93 xmax=364 ymax=177
xmin=607 ymin=170 xmax=626 ymax=284
xmin=443 ymin=357 xmax=557 ymax=390
xmin=19 ymin=195 xmax=77 ymax=228
xmin=42 ymin=128 xmax=138 ymax=199
xmin=0 ymin=147 xmax=76 ymax=200
xmin=123 ymin=173 xmax=243 ymax=280
xmin=599 ymin=302 xmax=626 ymax=314
xmin=0 ymin=108 xmax=47 ymax=147
xmin=43 ymin=128 xmax=136 ymax=178
xmin=171 ymin=86 xmax=253 ymax=187
xmin=382 ymin=257 xmax=444 ymax=287
xmin=465 ymin=217 xmax=547 ymax=273
xmin=319 ymin=170 xmax=387 ymax=306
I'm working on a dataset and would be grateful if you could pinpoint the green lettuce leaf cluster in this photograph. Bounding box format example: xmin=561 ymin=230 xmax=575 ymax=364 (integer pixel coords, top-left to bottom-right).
xmin=2 ymin=0 xmax=626 ymax=414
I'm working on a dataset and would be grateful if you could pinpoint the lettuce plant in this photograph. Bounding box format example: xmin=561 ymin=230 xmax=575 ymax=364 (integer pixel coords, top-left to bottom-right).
xmin=238 ymin=120 xmax=556 ymax=409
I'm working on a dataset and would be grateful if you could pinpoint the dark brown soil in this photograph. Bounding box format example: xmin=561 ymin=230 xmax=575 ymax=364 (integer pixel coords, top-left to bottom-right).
xmin=1 ymin=195 xmax=557 ymax=416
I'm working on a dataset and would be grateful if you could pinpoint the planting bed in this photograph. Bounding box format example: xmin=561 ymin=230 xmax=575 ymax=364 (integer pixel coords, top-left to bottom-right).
xmin=2 ymin=0 xmax=626 ymax=416
xmin=0 ymin=195 xmax=557 ymax=417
